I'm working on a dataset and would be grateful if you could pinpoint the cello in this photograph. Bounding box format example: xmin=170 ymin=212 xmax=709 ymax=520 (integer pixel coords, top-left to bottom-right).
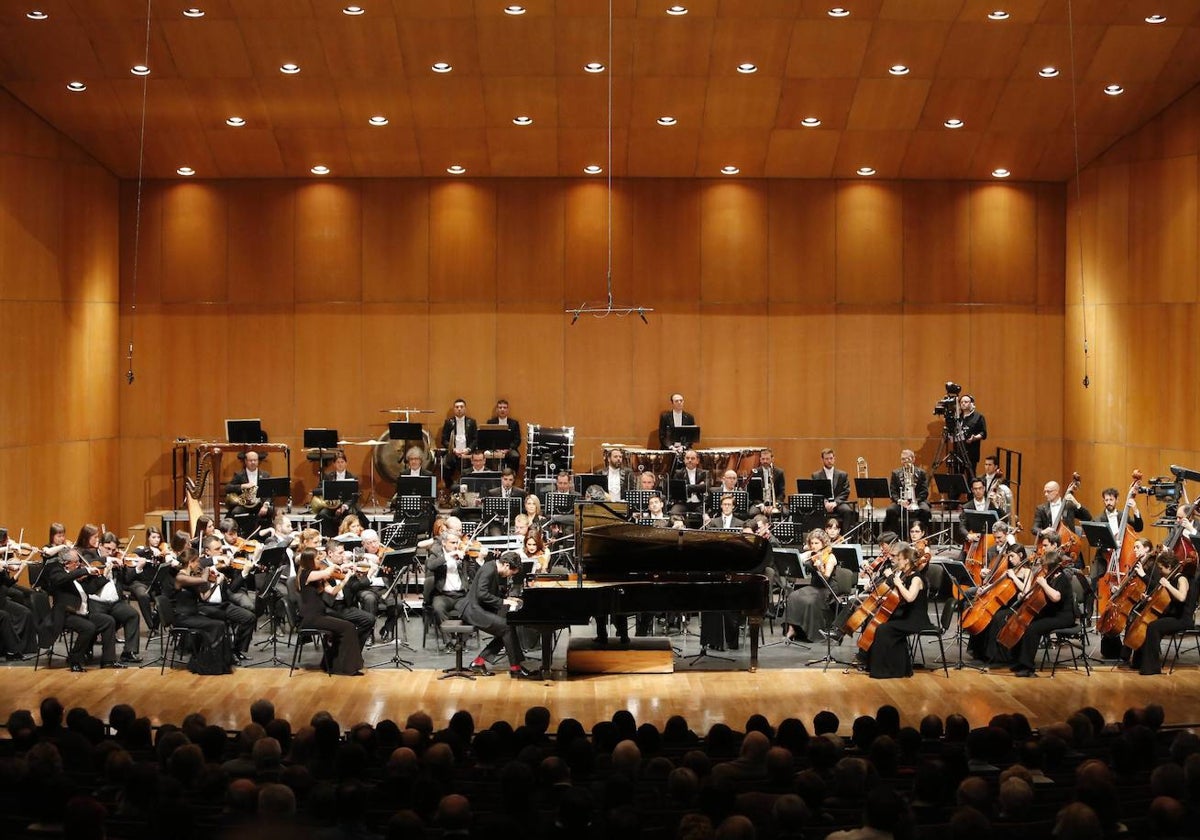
xmin=1096 ymin=470 xmax=1144 ymax=617
xmin=961 ymin=546 xmax=1029 ymax=635
xmin=996 ymin=552 xmax=1065 ymax=650
xmin=843 ymin=541 xmax=897 ymax=635
xmin=857 ymin=546 xmax=928 ymax=653
xmin=1123 ymin=553 xmax=1190 ymax=651
xmin=1095 ymin=541 xmax=1150 ymax=637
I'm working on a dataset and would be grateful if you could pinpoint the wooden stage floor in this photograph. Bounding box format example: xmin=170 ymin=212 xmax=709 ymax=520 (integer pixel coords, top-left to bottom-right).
xmin=3 ymin=663 xmax=1200 ymax=736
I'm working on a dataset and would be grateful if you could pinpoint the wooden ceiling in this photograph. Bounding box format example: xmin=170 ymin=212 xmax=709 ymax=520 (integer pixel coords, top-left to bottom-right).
xmin=2 ymin=0 xmax=1199 ymax=180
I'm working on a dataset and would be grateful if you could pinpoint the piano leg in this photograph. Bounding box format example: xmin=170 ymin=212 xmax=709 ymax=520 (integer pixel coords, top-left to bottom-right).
xmin=539 ymin=628 xmax=555 ymax=678
xmin=749 ymin=616 xmax=761 ymax=672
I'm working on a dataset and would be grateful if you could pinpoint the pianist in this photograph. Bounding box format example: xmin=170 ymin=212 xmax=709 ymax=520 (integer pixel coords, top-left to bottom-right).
xmin=464 ymin=552 xmax=538 ymax=679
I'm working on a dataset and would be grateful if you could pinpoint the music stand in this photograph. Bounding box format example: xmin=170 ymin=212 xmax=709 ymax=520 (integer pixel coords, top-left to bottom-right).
xmin=246 ymin=546 xmax=290 ymax=667
xmin=388 ymin=421 xmax=421 ymax=441
xmin=706 ymin=489 xmax=749 ymax=515
xmin=463 ymin=474 xmax=501 ymax=496
xmin=772 ymin=521 xmax=798 ymax=545
xmin=370 ymin=549 xmax=417 ymax=670
xmin=626 ymin=490 xmax=656 ymax=515
xmin=805 ymin=568 xmax=855 ymax=671
xmin=763 ymin=547 xmax=809 ymax=649
xmin=226 ymin=418 xmax=264 ymax=444
xmin=477 ymin=426 xmax=513 ymax=455
xmin=935 ymin=558 xmax=986 ymax=672
xmin=322 ymin=479 xmax=359 ymax=504
xmin=855 ymin=477 xmax=891 ymax=545
xmin=962 ymin=510 xmax=1000 ymax=540
xmin=831 ymin=545 xmax=862 ymax=577
xmin=483 ymin=497 xmax=523 ymax=534
xmin=545 ymin=491 xmax=577 ymax=516
xmin=797 ymin=478 xmax=834 ymax=499
xmin=787 ymin=494 xmax=820 ymax=518
xmin=666 ymin=478 xmax=688 ymax=506
xmin=674 ymin=424 xmax=701 ymax=448
xmin=380 ymin=520 xmax=422 ymax=550
xmin=1081 ymin=521 xmax=1118 ymax=553
xmin=257 ymin=477 xmax=290 ymax=501
xmin=933 ymin=473 xmax=969 ymax=531
xmin=396 ymin=475 xmax=436 ymax=499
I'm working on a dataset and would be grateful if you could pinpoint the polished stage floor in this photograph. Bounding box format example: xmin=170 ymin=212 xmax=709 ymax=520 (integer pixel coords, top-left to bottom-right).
xmin=2 ymin=617 xmax=1199 ymax=735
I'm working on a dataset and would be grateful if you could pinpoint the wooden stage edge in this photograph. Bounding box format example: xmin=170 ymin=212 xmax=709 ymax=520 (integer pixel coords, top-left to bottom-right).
xmin=1 ymin=666 xmax=1198 ymax=737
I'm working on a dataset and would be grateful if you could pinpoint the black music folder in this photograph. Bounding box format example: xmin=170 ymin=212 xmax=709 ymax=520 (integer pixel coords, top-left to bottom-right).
xmin=796 ymin=478 xmax=834 ymax=499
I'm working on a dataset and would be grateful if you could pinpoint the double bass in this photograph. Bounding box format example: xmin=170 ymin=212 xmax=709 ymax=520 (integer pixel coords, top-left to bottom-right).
xmin=1045 ymin=472 xmax=1084 ymax=563
xmin=1096 ymin=470 xmax=1143 ymax=617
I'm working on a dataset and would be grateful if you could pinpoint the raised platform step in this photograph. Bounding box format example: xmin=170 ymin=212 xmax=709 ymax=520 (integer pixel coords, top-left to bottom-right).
xmin=566 ymin=636 xmax=674 ymax=674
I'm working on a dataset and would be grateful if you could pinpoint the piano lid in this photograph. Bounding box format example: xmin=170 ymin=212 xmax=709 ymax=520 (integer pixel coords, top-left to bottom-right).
xmin=575 ymin=502 xmax=769 ymax=575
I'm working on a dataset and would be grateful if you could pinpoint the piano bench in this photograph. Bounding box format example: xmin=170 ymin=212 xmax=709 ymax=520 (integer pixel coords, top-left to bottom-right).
xmin=438 ymin=622 xmax=478 ymax=680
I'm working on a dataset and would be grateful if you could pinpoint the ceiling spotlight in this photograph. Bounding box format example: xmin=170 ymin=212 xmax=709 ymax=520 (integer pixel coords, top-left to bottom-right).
xmin=666 ymin=5 xmax=688 ymax=15
xmin=504 ymin=4 xmax=526 ymax=14
xmin=584 ymin=165 xmax=603 ymax=174
xmin=183 ymin=7 xmax=205 ymax=17
xmin=66 ymin=81 xmax=87 ymax=92
xmin=584 ymin=62 xmax=605 ymax=73
xmin=280 ymin=63 xmax=300 ymax=74
xmin=26 ymin=10 xmax=48 ymax=19
xmin=889 ymin=64 xmax=910 ymax=76
xmin=1145 ymin=14 xmax=1167 ymax=24
xmin=857 ymin=167 xmax=876 ymax=176
xmin=432 ymin=62 xmax=452 ymax=73
xmin=800 ymin=117 xmax=822 ymax=128
xmin=368 ymin=115 xmax=389 ymax=126
xmin=720 ymin=166 xmax=740 ymax=175
xmin=131 ymin=65 xmax=150 ymax=76
xmin=310 ymin=165 xmax=330 ymax=175
xmin=225 ymin=116 xmax=246 ymax=126
xmin=657 ymin=116 xmax=677 ymax=126
xmin=943 ymin=118 xmax=964 ymax=129
xmin=1104 ymin=83 xmax=1125 ymax=96
xmin=342 ymin=5 xmax=365 ymax=14
xmin=992 ymin=168 xmax=1011 ymax=178
xmin=1039 ymin=66 xmax=1060 ymax=78
xmin=736 ymin=63 xmax=758 ymax=74
xmin=987 ymin=10 xmax=1009 ymax=20
xmin=828 ymin=7 xmax=850 ymax=17
xmin=512 ymin=115 xmax=533 ymax=125
xmin=176 ymin=166 xmax=196 ymax=176
xmin=446 ymin=165 xmax=466 ymax=174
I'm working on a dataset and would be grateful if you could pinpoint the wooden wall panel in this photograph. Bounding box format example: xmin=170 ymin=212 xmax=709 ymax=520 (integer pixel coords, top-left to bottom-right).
xmin=496 ymin=181 xmax=565 ymax=302
xmin=767 ymin=180 xmax=836 ymax=303
xmin=293 ymin=304 xmax=364 ymax=434
xmin=629 ymin=180 xmax=701 ymax=304
xmin=61 ymin=163 xmax=119 ymax=304
xmin=628 ymin=310 xmax=704 ymax=448
xmin=766 ymin=304 xmax=836 ymax=439
xmin=969 ymin=184 xmax=1038 ymax=304
xmin=362 ymin=180 xmax=429 ymax=303
xmin=901 ymin=182 xmax=969 ymax=304
xmin=699 ymin=182 xmax=768 ymax=303
xmin=161 ymin=184 xmax=228 ymax=304
xmin=697 ymin=304 xmax=766 ymax=443
xmin=899 ymin=308 xmax=972 ymax=441
xmin=227 ymin=181 xmax=295 ymax=303
xmin=294 ymin=182 xmax=363 ymax=303
xmin=222 ymin=304 xmax=296 ymax=433
xmin=1129 ymin=156 xmax=1199 ymax=304
xmin=0 ymin=156 xmax=62 ymax=301
xmin=359 ymin=304 xmax=432 ymax=425
xmin=835 ymin=183 xmax=903 ymax=304
xmin=429 ymin=182 xmax=497 ymax=303
xmin=495 ymin=304 xmax=566 ymax=430
xmin=831 ymin=309 xmax=904 ymax=439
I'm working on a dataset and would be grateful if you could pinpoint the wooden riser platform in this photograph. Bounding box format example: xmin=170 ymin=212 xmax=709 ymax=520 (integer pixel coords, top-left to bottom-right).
xmin=566 ymin=637 xmax=675 ymax=674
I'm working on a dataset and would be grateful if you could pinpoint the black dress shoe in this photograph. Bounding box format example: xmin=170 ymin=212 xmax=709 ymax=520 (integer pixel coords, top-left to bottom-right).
xmin=120 ymin=652 xmax=142 ymax=663
xmin=233 ymin=651 xmax=248 ymax=663
xmin=510 ymin=665 xmax=541 ymax=680
xmin=469 ymin=661 xmax=494 ymax=676
xmin=594 ymin=634 xmax=609 ymax=645
xmin=5 ymin=652 xmax=31 ymax=661
xmin=70 ymin=663 xmax=86 ymax=673
xmin=100 ymin=661 xmax=126 ymax=670
xmin=1014 ymin=668 xmax=1037 ymax=678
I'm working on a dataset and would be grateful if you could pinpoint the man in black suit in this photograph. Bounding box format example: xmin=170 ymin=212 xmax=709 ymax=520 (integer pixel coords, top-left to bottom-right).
xmin=485 ymin=398 xmax=522 ymax=474
xmin=463 ymin=552 xmax=536 ymax=679
xmin=883 ymin=449 xmax=931 ymax=535
xmin=703 ymin=494 xmax=745 ymax=530
xmin=671 ymin=448 xmax=710 ymax=521
xmin=812 ymin=448 xmax=856 ymax=532
xmin=42 ymin=550 xmax=121 ymax=672
xmin=658 ymin=392 xmax=697 ymax=450
xmin=225 ymin=450 xmax=273 ymax=536
xmin=957 ymin=394 xmax=988 ymax=476
xmin=440 ymin=398 xmax=478 ymax=487
xmin=314 ymin=450 xmax=363 ymax=536
xmin=595 ymin=447 xmax=634 ymax=502
xmin=1083 ymin=485 xmax=1141 ymax=617
xmin=1031 ymin=479 xmax=1093 ymax=534
xmin=751 ymin=448 xmax=786 ymax=518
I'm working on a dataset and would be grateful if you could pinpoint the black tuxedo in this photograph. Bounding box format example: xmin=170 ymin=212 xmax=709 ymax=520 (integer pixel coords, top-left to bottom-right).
xmin=883 ymin=466 xmax=931 ymax=535
xmin=658 ymin=410 xmax=696 ymax=450
xmin=811 ymin=467 xmax=856 ymax=531
xmin=225 ymin=469 xmax=274 ymax=535
xmin=956 ymin=500 xmax=1004 ymax=543
xmin=672 ymin=467 xmax=711 ymax=498
xmin=703 ymin=515 xmax=744 ymax=531
xmin=425 ymin=544 xmax=478 ymax=624
xmin=1031 ymin=500 xmax=1093 ymax=534
xmin=225 ymin=469 xmax=271 ymax=499
xmin=593 ymin=467 xmax=634 ymax=501
xmin=461 ymin=560 xmax=523 ymax=667
xmin=485 ymin=415 xmax=522 ymax=472
xmin=316 ymin=470 xmax=362 ymax=536
xmin=440 ymin=415 xmax=479 ymax=485
xmin=42 ymin=560 xmax=117 ymax=665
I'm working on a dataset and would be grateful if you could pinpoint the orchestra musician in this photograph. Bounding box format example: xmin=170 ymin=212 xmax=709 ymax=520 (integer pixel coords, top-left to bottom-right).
xmin=425 ymin=530 xmax=477 ymax=634
xmin=1008 ymin=544 xmax=1077 ymax=678
xmin=813 ymin=449 xmax=856 ymax=532
xmin=883 ymin=450 xmax=931 ymax=536
xmin=708 ymin=471 xmax=749 ymax=521
xmin=595 ymin=448 xmax=633 ymax=502
xmin=703 ymin=494 xmax=744 ymax=531
xmin=296 ymin=547 xmax=366 ymax=676
xmin=865 ymin=542 xmax=933 ymax=680
xmin=486 ymin=468 xmax=527 ymax=502
xmin=981 ymin=456 xmax=1012 ymax=515
xmin=337 ymin=514 xmax=364 ymax=538
xmin=440 ymin=398 xmax=478 ymax=487
xmin=463 ymin=551 xmax=538 ymax=679
xmin=1031 ymin=480 xmax=1092 ymax=535
xmin=316 ymin=539 xmax=377 ymax=644
xmin=391 ymin=447 xmax=436 ymax=533
xmin=636 ymin=470 xmax=661 ymax=495
xmin=1085 ymin=485 xmax=1144 ymax=619
xmin=88 ymin=531 xmax=143 ymax=663
xmin=751 ymin=448 xmax=786 ymax=518
xmin=522 ymin=493 xmax=550 ymax=535
xmin=658 ymin=392 xmax=696 ymax=451
xmin=0 ymin=529 xmax=35 ymax=609
xmin=671 ymin=449 xmax=710 ymax=520
xmin=957 ymin=394 xmax=987 ymax=476
xmin=198 ymin=536 xmax=256 ymax=661
xmin=0 ymin=535 xmax=35 ymax=658
xmin=783 ymin=529 xmax=850 ymax=644
xmin=966 ymin=527 xmax=1041 ymax=664
xmin=486 ymin=398 xmax=522 ymax=474
xmin=639 ymin=492 xmax=673 ymax=527
xmin=1129 ymin=548 xmax=1198 ymax=676
xmin=125 ymin=526 xmax=172 ymax=633
xmin=958 ymin=478 xmax=1003 ymax=542
xmin=225 ymin=450 xmax=273 ymax=536
xmin=42 ymin=546 xmax=122 ymax=672
xmin=313 ymin=450 xmax=363 ymax=537
xmin=172 ymin=549 xmax=234 ymax=674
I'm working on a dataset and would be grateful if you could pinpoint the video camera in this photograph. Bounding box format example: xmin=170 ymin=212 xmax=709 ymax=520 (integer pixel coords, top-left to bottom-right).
xmin=1136 ymin=477 xmax=1181 ymax=502
xmin=932 ymin=381 xmax=963 ymax=419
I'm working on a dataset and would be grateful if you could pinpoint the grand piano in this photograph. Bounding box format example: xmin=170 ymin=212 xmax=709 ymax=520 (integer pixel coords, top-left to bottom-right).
xmin=509 ymin=503 xmax=771 ymax=672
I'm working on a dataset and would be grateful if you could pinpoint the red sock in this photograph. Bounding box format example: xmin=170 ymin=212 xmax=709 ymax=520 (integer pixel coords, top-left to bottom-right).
xmin=471 ymin=657 xmax=485 ymax=666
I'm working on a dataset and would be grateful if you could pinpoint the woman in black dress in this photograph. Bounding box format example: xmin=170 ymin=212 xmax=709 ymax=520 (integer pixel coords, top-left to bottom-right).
xmin=296 ymin=547 xmax=364 ymax=676
xmin=173 ymin=549 xmax=233 ymax=674
xmin=784 ymin=529 xmax=844 ymax=643
xmin=1131 ymin=549 xmax=1197 ymax=675
xmin=867 ymin=543 xmax=932 ymax=679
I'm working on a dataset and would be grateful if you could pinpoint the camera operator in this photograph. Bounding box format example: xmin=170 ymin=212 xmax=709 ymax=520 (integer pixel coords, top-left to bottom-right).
xmin=957 ymin=394 xmax=987 ymax=476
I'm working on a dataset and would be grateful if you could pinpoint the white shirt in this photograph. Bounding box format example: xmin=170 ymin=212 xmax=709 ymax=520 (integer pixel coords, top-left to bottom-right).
xmin=606 ymin=468 xmax=623 ymax=501
xmin=672 ymin=410 xmax=683 ymax=426
xmin=686 ymin=469 xmax=700 ymax=502
xmin=444 ymin=555 xmax=464 ymax=593
xmin=454 ymin=418 xmax=466 ymax=451
xmin=73 ymin=579 xmax=89 ymax=615
xmin=1106 ymin=509 xmax=1120 ymax=532
xmin=1049 ymin=499 xmax=1064 ymax=523
xmin=245 ymin=469 xmax=259 ymax=486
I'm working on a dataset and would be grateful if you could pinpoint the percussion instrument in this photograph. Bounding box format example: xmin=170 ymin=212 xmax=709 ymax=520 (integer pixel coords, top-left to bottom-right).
xmin=697 ymin=447 xmax=747 ymax=475
xmin=374 ymin=428 xmax=432 ymax=482
xmin=527 ymin=425 xmax=575 ymax=476
xmin=624 ymin=448 xmax=677 ymax=477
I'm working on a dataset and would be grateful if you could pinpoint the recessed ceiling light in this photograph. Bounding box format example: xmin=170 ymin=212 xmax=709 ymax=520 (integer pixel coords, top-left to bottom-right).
xmin=828 ymin=7 xmax=850 ymax=17
xmin=1039 ymin=66 xmax=1060 ymax=78
xmin=736 ymin=63 xmax=758 ymax=74
xmin=583 ymin=165 xmax=603 ymax=174
xmin=131 ymin=65 xmax=150 ymax=76
xmin=66 ymin=81 xmax=87 ymax=92
xmin=1104 ymin=83 xmax=1125 ymax=96
xmin=225 ymin=116 xmax=246 ymax=127
xmin=447 ymin=165 xmax=466 ymax=175
xmin=504 ymin=4 xmax=526 ymax=14
xmin=182 ymin=7 xmax=205 ymax=17
xmin=666 ymin=5 xmax=688 ymax=15
xmin=512 ymin=115 xmax=533 ymax=126
xmin=584 ymin=62 xmax=605 ymax=73
xmin=800 ymin=117 xmax=822 ymax=128
xmin=657 ymin=116 xmax=677 ymax=126
xmin=857 ymin=167 xmax=875 ymax=176
xmin=944 ymin=118 xmax=964 ymax=129
xmin=1145 ymin=14 xmax=1167 ymax=24
xmin=992 ymin=168 xmax=1011 ymax=178
xmin=26 ymin=10 xmax=48 ymax=20
xmin=368 ymin=115 xmax=389 ymax=126
xmin=176 ymin=166 xmax=195 ymax=176
xmin=280 ymin=63 xmax=300 ymax=75
xmin=311 ymin=165 xmax=330 ymax=175
xmin=721 ymin=166 xmax=740 ymax=175
xmin=342 ymin=5 xmax=365 ymax=15
xmin=889 ymin=64 xmax=910 ymax=76
xmin=987 ymin=10 xmax=1009 ymax=20
xmin=432 ymin=62 xmax=452 ymax=73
